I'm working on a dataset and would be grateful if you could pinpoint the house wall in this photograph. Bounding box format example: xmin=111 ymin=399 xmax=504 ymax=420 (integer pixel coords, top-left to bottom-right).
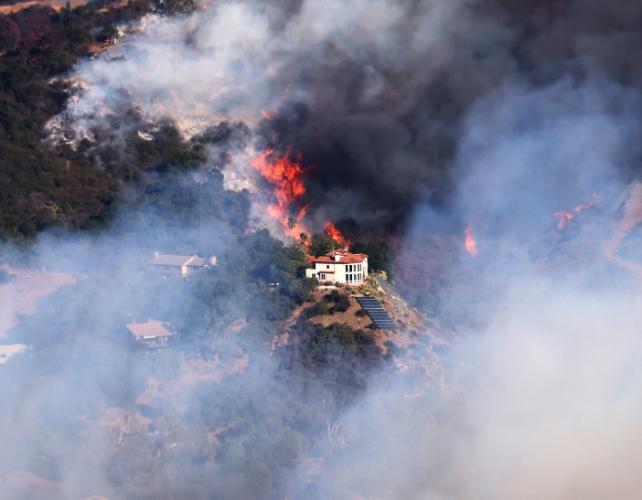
xmin=305 ymin=258 xmax=368 ymax=285
xmin=135 ymin=336 xmax=173 ymax=349
xmin=181 ymin=265 xmax=198 ymax=275
xmin=153 ymin=264 xmax=203 ymax=276
xmin=152 ymin=264 xmax=181 ymax=275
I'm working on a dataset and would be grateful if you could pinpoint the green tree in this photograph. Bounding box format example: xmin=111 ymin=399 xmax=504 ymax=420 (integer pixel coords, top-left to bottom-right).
xmin=310 ymin=233 xmax=335 ymax=257
xmin=351 ymin=241 xmax=393 ymax=275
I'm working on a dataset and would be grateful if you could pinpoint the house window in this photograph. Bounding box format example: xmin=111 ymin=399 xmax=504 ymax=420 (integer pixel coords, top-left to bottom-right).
xmin=345 ymin=271 xmax=362 ymax=284
xmin=346 ymin=271 xmax=363 ymax=284
xmin=327 ymin=265 xmax=330 ymax=269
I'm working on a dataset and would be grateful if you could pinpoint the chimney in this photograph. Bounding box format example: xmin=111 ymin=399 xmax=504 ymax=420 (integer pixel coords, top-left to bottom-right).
xmin=334 ymin=253 xmax=341 ymax=262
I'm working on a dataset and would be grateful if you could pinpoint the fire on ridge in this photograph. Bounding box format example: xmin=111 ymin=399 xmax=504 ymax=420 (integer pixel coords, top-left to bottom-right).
xmin=251 ymin=147 xmax=351 ymax=248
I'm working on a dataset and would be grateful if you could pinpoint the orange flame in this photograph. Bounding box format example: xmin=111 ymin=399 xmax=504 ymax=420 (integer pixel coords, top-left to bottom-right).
xmin=324 ymin=221 xmax=350 ymax=247
xmin=554 ymin=193 xmax=598 ymax=230
xmin=252 ymin=148 xmax=351 ymax=249
xmin=465 ymin=223 xmax=478 ymax=256
xmin=252 ymin=148 xmax=311 ymax=241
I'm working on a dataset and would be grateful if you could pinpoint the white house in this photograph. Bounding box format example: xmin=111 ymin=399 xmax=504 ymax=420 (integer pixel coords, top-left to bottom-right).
xmin=150 ymin=253 xmax=217 ymax=276
xmin=305 ymin=248 xmax=368 ymax=285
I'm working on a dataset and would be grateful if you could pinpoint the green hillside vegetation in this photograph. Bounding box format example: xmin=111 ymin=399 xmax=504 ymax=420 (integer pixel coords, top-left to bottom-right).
xmin=0 ymin=1 xmax=205 ymax=241
xmin=0 ymin=5 xmax=392 ymax=497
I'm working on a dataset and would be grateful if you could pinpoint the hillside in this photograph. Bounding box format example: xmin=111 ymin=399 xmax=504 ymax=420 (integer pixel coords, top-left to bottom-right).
xmin=2 ymin=1 xmax=642 ymax=499
xmin=277 ymin=276 xmax=452 ymax=398
xmin=0 ymin=0 xmax=89 ymax=15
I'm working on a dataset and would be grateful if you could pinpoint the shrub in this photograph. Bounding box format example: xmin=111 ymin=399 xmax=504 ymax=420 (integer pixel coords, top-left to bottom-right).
xmin=303 ymin=302 xmax=329 ymax=319
xmin=333 ymin=293 xmax=350 ymax=313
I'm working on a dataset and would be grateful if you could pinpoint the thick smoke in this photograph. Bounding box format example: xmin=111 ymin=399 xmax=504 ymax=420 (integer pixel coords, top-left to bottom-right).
xmin=0 ymin=174 xmax=251 ymax=498
xmin=50 ymin=0 xmax=515 ymax=233
xmin=303 ymin=281 xmax=642 ymax=500
xmin=50 ymin=0 xmax=642 ymax=234
xmin=300 ymin=79 xmax=642 ymax=499
xmin=5 ymin=0 xmax=642 ymax=498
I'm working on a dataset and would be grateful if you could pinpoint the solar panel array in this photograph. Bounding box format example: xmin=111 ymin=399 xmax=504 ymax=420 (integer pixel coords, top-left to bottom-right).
xmin=356 ymin=296 xmax=396 ymax=330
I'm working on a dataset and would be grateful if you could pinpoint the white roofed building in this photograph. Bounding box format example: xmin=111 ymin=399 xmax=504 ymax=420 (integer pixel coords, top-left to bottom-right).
xmin=150 ymin=253 xmax=216 ymax=276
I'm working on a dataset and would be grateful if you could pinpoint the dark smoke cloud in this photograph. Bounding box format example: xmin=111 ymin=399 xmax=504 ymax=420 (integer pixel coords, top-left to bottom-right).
xmin=259 ymin=0 xmax=642 ymax=234
xmin=50 ymin=1 xmax=642 ymax=238
xmin=293 ymin=74 xmax=642 ymax=499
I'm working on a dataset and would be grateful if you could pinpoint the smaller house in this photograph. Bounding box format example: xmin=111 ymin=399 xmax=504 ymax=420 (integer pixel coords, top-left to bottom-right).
xmin=126 ymin=319 xmax=176 ymax=349
xmin=305 ymin=248 xmax=368 ymax=285
xmin=150 ymin=253 xmax=217 ymax=276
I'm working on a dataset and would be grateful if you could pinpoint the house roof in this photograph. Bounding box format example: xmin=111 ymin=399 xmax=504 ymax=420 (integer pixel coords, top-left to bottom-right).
xmin=310 ymin=250 xmax=367 ymax=265
xmin=150 ymin=253 xmax=210 ymax=267
xmin=126 ymin=319 xmax=175 ymax=339
xmin=184 ymin=256 xmax=207 ymax=267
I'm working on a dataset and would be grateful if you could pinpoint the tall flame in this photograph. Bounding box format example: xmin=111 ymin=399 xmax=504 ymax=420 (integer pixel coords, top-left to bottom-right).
xmin=324 ymin=221 xmax=350 ymax=248
xmin=252 ymin=148 xmax=351 ymax=248
xmin=465 ymin=223 xmax=478 ymax=256
xmin=252 ymin=148 xmax=310 ymax=241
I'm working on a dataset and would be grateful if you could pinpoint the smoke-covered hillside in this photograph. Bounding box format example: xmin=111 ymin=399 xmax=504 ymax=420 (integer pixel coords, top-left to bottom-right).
xmin=1 ymin=1 xmax=642 ymax=499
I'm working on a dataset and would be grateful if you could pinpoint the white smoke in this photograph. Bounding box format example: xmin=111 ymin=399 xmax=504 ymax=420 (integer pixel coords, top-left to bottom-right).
xmin=48 ymin=0 xmax=502 ymax=141
xmin=290 ymin=78 xmax=642 ymax=499
xmin=307 ymin=280 xmax=642 ymax=500
xmin=27 ymin=1 xmax=642 ymax=498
